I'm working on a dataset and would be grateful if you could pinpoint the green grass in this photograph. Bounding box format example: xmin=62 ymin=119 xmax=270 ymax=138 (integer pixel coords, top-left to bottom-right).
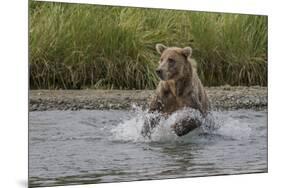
xmin=29 ymin=1 xmax=267 ymax=89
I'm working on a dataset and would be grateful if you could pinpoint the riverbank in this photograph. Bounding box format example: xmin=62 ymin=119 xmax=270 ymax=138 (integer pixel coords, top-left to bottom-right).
xmin=29 ymin=86 xmax=267 ymax=111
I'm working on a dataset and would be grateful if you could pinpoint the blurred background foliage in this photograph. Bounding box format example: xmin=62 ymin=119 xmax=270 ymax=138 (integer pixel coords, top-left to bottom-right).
xmin=29 ymin=1 xmax=267 ymax=89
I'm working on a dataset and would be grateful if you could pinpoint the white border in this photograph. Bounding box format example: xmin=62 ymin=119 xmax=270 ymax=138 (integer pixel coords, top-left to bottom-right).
xmin=1 ymin=0 xmax=281 ymax=188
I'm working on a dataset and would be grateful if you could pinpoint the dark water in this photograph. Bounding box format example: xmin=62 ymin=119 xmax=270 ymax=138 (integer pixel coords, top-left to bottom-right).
xmin=29 ymin=109 xmax=267 ymax=187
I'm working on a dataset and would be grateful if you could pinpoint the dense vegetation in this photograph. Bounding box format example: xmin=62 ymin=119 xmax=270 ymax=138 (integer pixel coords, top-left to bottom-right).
xmin=30 ymin=1 xmax=267 ymax=89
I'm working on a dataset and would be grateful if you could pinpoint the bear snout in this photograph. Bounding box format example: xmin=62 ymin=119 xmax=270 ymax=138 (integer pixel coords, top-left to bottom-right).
xmin=155 ymin=69 xmax=164 ymax=79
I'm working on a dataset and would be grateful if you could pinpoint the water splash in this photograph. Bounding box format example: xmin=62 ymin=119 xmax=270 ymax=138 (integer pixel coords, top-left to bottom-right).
xmin=213 ymin=111 xmax=252 ymax=140
xmin=110 ymin=105 xmax=252 ymax=143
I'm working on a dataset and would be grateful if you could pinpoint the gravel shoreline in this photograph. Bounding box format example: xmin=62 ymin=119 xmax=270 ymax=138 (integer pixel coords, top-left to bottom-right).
xmin=29 ymin=86 xmax=267 ymax=111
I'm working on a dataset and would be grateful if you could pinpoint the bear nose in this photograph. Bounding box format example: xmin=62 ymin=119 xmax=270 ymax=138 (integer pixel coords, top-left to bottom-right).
xmin=155 ymin=69 xmax=162 ymax=76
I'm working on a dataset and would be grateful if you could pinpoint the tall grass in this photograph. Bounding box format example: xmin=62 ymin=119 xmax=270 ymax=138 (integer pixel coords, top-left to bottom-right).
xmin=29 ymin=1 xmax=267 ymax=89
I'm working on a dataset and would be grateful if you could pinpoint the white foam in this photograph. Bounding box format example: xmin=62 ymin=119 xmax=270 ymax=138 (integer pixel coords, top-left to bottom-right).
xmin=213 ymin=112 xmax=252 ymax=140
xmin=111 ymin=107 xmax=203 ymax=142
xmin=110 ymin=106 xmax=252 ymax=143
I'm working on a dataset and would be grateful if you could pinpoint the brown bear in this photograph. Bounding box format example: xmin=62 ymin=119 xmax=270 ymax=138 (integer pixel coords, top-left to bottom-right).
xmin=141 ymin=44 xmax=210 ymax=138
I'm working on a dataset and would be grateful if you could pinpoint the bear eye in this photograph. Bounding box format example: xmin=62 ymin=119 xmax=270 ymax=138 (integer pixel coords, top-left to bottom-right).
xmin=168 ymin=58 xmax=175 ymax=65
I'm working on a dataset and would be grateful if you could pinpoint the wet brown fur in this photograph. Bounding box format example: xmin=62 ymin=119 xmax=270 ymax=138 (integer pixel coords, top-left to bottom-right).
xmin=149 ymin=44 xmax=209 ymax=115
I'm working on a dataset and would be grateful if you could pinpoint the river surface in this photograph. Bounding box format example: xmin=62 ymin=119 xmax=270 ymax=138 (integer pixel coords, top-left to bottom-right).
xmin=29 ymin=109 xmax=267 ymax=187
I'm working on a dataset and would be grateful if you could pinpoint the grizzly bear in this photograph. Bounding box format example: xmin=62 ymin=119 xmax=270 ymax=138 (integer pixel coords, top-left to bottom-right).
xmin=141 ymin=44 xmax=210 ymax=138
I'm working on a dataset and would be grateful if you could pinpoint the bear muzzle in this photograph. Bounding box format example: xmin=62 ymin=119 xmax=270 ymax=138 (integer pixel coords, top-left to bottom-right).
xmin=155 ymin=69 xmax=164 ymax=80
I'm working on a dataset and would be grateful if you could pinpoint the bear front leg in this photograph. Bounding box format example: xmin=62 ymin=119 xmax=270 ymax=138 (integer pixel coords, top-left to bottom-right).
xmin=172 ymin=117 xmax=201 ymax=137
xmin=141 ymin=95 xmax=164 ymax=138
xmin=141 ymin=114 xmax=161 ymax=138
xmin=191 ymin=92 xmax=206 ymax=116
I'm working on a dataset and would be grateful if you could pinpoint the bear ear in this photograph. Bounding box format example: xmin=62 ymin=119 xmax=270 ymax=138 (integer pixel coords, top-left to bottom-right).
xmin=156 ymin=43 xmax=167 ymax=54
xmin=182 ymin=47 xmax=192 ymax=58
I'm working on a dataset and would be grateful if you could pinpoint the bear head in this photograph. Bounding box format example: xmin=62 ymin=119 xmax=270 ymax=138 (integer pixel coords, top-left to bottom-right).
xmin=155 ymin=43 xmax=193 ymax=81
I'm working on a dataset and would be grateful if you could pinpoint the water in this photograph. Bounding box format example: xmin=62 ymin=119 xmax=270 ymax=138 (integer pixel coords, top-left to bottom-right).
xmin=29 ymin=108 xmax=267 ymax=187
